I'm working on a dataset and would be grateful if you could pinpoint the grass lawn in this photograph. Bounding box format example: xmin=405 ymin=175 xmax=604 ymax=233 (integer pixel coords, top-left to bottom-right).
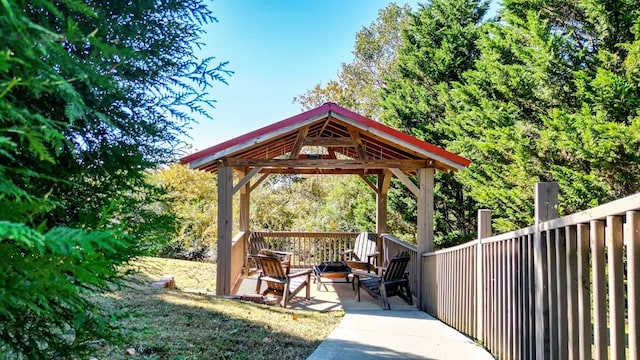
xmin=92 ymin=257 xmax=343 ymax=360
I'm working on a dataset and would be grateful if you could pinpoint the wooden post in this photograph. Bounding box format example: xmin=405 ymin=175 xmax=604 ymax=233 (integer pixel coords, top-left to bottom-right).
xmin=477 ymin=209 xmax=491 ymax=341
xmin=239 ymin=168 xmax=250 ymax=269
xmin=216 ymin=164 xmax=233 ymax=295
xmin=376 ymin=172 xmax=390 ymax=234
xmin=534 ymin=182 xmax=558 ymax=360
xmin=376 ymin=172 xmax=391 ymax=264
xmin=416 ymin=167 xmax=435 ymax=309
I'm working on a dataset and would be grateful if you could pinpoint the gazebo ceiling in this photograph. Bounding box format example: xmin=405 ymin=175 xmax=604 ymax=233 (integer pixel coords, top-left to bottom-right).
xmin=180 ymin=103 xmax=470 ymax=174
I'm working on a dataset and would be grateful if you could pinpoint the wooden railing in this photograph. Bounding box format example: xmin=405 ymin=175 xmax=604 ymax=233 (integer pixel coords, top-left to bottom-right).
xmin=230 ymin=231 xmax=247 ymax=291
xmin=423 ymin=238 xmax=479 ymax=339
xmin=252 ymin=231 xmax=357 ymax=268
xmin=381 ymin=234 xmax=419 ymax=297
xmin=422 ymin=183 xmax=640 ymax=360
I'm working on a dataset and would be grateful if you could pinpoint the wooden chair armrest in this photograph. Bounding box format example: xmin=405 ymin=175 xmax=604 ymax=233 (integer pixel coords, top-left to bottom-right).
xmin=351 ymin=269 xmax=382 ymax=279
xmin=288 ymin=269 xmax=313 ymax=279
xmin=341 ymin=249 xmax=355 ymax=261
xmin=273 ymin=250 xmax=293 ymax=256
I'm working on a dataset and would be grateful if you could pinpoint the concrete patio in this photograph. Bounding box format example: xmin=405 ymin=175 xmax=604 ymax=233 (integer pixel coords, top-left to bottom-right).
xmin=234 ymin=273 xmax=495 ymax=359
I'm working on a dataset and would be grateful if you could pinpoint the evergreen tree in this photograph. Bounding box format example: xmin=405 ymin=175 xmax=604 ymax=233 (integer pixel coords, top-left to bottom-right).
xmin=0 ymin=0 xmax=229 ymax=357
xmin=293 ymin=3 xmax=411 ymax=119
xmin=442 ymin=0 xmax=640 ymax=231
xmin=380 ymin=0 xmax=489 ymax=245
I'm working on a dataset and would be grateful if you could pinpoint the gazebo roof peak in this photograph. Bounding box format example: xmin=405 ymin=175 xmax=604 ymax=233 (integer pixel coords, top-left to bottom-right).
xmin=180 ymin=102 xmax=470 ymax=173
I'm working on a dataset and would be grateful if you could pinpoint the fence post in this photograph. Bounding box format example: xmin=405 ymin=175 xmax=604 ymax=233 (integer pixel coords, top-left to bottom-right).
xmin=534 ymin=182 xmax=558 ymax=360
xmin=477 ymin=209 xmax=491 ymax=341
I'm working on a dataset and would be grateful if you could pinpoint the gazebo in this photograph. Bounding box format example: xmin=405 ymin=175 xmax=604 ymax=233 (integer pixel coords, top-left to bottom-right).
xmin=180 ymin=103 xmax=469 ymax=306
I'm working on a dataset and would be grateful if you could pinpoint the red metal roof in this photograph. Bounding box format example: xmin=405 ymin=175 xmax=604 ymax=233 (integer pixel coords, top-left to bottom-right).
xmin=180 ymin=102 xmax=470 ymax=171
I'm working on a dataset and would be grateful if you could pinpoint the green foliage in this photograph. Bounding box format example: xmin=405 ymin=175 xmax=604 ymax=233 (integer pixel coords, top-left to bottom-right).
xmin=250 ymin=175 xmax=376 ymax=233
xmin=0 ymin=222 xmax=135 ymax=359
xmin=381 ymin=0 xmax=488 ymax=245
xmin=441 ymin=0 xmax=640 ymax=231
xmin=0 ymin=0 xmax=228 ymax=358
xmin=293 ymin=3 xmax=412 ymax=119
xmin=150 ymin=163 xmax=218 ymax=259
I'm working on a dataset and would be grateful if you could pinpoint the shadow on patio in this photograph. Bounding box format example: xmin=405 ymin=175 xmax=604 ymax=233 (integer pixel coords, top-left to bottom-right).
xmin=234 ymin=273 xmax=417 ymax=312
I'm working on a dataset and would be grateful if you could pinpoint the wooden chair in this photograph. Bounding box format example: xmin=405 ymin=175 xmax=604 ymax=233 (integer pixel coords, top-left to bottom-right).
xmin=254 ymin=249 xmax=312 ymax=308
xmin=341 ymin=232 xmax=379 ymax=273
xmin=353 ymin=251 xmax=413 ymax=310
xmin=248 ymin=232 xmax=292 ymax=273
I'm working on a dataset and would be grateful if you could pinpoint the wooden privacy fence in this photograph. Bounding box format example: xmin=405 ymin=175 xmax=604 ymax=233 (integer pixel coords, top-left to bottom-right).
xmin=422 ymin=182 xmax=640 ymax=360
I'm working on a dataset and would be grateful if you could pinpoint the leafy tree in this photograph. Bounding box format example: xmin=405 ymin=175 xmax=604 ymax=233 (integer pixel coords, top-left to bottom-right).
xmin=151 ymin=164 xmax=219 ymax=260
xmin=0 ymin=0 xmax=229 ymax=358
xmin=293 ymin=3 xmax=411 ymax=119
xmin=380 ymin=0 xmax=489 ymax=245
xmin=442 ymin=0 xmax=640 ymax=231
xmin=250 ymin=175 xmax=376 ymax=233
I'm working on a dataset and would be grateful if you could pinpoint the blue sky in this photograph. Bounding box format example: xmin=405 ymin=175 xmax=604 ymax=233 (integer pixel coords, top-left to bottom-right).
xmin=185 ymin=0 xmax=419 ymax=152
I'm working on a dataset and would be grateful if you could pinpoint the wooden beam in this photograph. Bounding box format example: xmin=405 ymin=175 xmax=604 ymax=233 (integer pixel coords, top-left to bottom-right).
xmin=379 ymin=170 xmax=391 ymax=193
xmin=390 ymin=168 xmax=419 ymax=196
xmin=359 ymin=174 xmax=377 ymax=193
xmin=232 ymin=166 xmax=262 ymax=195
xmin=189 ymin=112 xmax=329 ymax=170
xmin=318 ymin=117 xmax=330 ymax=135
xmin=224 ymin=158 xmax=429 ymax=170
xmin=249 ymin=173 xmax=269 ymax=192
xmin=259 ymin=168 xmax=384 ymax=175
xmin=347 ymin=126 xmax=367 ymax=159
xmin=303 ymin=136 xmax=354 ymax=147
xmin=289 ymin=126 xmax=309 ymax=159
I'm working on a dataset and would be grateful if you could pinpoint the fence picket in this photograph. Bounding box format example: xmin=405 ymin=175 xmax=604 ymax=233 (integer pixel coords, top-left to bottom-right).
xmin=591 ymin=220 xmax=607 ymax=360
xmin=607 ymin=216 xmax=625 ymax=360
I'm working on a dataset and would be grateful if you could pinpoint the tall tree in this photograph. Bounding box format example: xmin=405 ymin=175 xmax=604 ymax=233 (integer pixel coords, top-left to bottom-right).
xmin=293 ymin=3 xmax=411 ymax=119
xmin=442 ymin=0 xmax=640 ymax=231
xmin=150 ymin=164 xmax=219 ymax=260
xmin=0 ymin=0 xmax=229 ymax=358
xmin=380 ymin=0 xmax=489 ymax=245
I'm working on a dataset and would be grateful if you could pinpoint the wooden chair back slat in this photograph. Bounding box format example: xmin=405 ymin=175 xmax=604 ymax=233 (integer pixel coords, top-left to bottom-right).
xmin=254 ymin=250 xmax=312 ymax=308
xmin=353 ymin=232 xmax=377 ymax=261
xmin=383 ymin=251 xmax=410 ymax=280
xmin=249 ymin=232 xmax=268 ymax=256
xmin=356 ymin=250 xmax=413 ymax=310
